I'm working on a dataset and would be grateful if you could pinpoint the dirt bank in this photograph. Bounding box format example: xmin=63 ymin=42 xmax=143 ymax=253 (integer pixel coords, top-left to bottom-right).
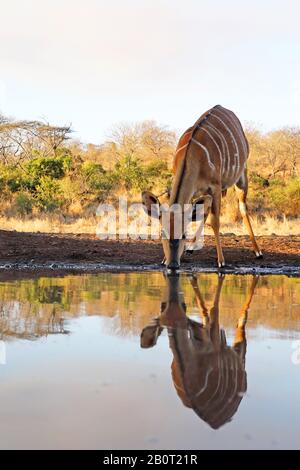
xmin=0 ymin=229 xmax=300 ymax=277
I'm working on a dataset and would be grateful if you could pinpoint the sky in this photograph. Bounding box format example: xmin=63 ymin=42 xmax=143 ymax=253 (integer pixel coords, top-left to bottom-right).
xmin=0 ymin=0 xmax=300 ymax=143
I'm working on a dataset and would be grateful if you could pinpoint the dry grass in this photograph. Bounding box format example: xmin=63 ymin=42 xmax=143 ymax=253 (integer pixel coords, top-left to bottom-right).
xmin=0 ymin=215 xmax=98 ymax=234
xmin=0 ymin=213 xmax=299 ymax=236
xmin=218 ymin=215 xmax=300 ymax=236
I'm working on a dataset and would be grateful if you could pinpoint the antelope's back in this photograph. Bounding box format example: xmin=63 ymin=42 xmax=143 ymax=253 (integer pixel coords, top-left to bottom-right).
xmin=170 ymin=320 xmax=247 ymax=429
xmin=172 ymin=345 xmax=247 ymax=429
xmin=174 ymin=105 xmax=249 ymax=188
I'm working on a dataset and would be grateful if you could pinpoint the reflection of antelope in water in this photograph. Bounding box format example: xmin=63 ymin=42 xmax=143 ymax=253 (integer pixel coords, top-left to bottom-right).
xmin=141 ymin=274 xmax=259 ymax=429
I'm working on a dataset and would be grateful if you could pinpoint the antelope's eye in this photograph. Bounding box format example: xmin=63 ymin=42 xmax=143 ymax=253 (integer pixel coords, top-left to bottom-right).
xmin=182 ymin=233 xmax=186 ymax=240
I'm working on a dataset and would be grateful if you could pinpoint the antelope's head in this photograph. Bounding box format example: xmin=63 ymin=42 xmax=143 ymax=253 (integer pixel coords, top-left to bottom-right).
xmin=142 ymin=190 xmax=212 ymax=273
xmin=140 ymin=274 xmax=187 ymax=349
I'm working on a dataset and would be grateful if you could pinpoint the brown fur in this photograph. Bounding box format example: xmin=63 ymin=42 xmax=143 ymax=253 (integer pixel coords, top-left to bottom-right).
xmin=141 ymin=274 xmax=259 ymax=428
xmin=143 ymin=105 xmax=262 ymax=268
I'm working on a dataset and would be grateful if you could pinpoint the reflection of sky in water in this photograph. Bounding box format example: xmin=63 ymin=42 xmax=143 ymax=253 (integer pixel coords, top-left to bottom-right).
xmin=0 ymin=273 xmax=300 ymax=449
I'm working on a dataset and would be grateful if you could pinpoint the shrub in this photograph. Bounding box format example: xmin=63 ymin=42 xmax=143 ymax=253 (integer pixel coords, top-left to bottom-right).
xmin=284 ymin=178 xmax=300 ymax=216
xmin=80 ymin=161 xmax=105 ymax=178
xmin=249 ymin=172 xmax=269 ymax=188
xmin=58 ymin=177 xmax=81 ymax=207
xmin=267 ymin=178 xmax=300 ymax=216
xmin=92 ymin=172 xmax=117 ymax=201
xmin=35 ymin=176 xmax=62 ymax=212
xmin=113 ymin=155 xmax=151 ymax=192
xmin=27 ymin=156 xmax=69 ymax=182
xmin=14 ymin=192 xmax=33 ymax=215
xmin=144 ymin=160 xmax=172 ymax=190
xmin=80 ymin=161 xmax=116 ymax=201
xmin=0 ymin=165 xmax=26 ymax=193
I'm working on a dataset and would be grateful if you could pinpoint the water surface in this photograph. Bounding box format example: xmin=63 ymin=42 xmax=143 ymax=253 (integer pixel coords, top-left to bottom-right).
xmin=0 ymin=272 xmax=299 ymax=449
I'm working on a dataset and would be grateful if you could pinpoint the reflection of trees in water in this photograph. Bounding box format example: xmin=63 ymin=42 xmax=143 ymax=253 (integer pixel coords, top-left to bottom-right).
xmin=0 ymin=273 xmax=299 ymax=339
xmin=0 ymin=302 xmax=68 ymax=340
xmin=35 ymin=286 xmax=64 ymax=305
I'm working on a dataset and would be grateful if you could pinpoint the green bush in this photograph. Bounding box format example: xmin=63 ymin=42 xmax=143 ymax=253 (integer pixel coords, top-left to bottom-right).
xmin=80 ymin=161 xmax=105 ymax=178
xmin=249 ymin=172 xmax=269 ymax=188
xmin=80 ymin=161 xmax=116 ymax=201
xmin=58 ymin=177 xmax=81 ymax=206
xmin=113 ymin=155 xmax=149 ymax=191
xmin=0 ymin=165 xmax=25 ymax=193
xmin=267 ymin=178 xmax=300 ymax=216
xmin=92 ymin=172 xmax=117 ymax=200
xmin=35 ymin=176 xmax=63 ymax=212
xmin=284 ymin=178 xmax=300 ymax=215
xmin=27 ymin=156 xmax=70 ymax=182
xmin=14 ymin=192 xmax=33 ymax=215
xmin=144 ymin=160 xmax=172 ymax=191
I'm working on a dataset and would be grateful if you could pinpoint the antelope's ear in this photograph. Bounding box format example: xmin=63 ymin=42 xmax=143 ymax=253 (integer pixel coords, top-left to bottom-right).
xmin=190 ymin=195 xmax=212 ymax=222
xmin=140 ymin=322 xmax=163 ymax=349
xmin=141 ymin=191 xmax=161 ymax=219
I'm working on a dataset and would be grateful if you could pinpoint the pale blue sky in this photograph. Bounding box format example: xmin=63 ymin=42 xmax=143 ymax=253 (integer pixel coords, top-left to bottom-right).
xmin=0 ymin=0 xmax=299 ymax=143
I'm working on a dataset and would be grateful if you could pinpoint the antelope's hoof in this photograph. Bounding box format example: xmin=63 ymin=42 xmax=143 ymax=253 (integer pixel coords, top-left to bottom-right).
xmin=161 ymin=258 xmax=166 ymax=266
xmin=166 ymin=268 xmax=180 ymax=276
xmin=254 ymin=251 xmax=263 ymax=259
xmin=218 ymin=261 xmax=226 ymax=269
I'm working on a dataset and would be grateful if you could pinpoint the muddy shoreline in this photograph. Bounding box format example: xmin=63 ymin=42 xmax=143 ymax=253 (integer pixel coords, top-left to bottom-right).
xmin=1 ymin=229 xmax=300 ymax=278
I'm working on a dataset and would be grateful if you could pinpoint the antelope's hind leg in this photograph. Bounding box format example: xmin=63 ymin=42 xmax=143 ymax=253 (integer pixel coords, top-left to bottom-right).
xmin=233 ymin=275 xmax=259 ymax=364
xmin=235 ymin=171 xmax=262 ymax=258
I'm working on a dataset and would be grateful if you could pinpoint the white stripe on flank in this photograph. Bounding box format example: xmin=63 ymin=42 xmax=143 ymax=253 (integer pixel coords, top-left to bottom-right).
xmin=195 ymin=366 xmax=214 ymax=397
xmin=211 ymin=113 xmax=239 ymax=180
xmin=213 ymin=124 xmax=230 ymax=179
xmin=175 ymin=143 xmax=189 ymax=154
xmin=216 ymin=108 xmax=247 ymax=179
xmin=200 ymin=127 xmax=222 ymax=175
xmin=217 ymin=108 xmax=248 ymax=158
xmin=201 ymin=127 xmax=222 ymax=160
xmin=213 ymin=112 xmax=239 ymax=176
xmin=206 ymin=123 xmax=230 ymax=179
xmin=191 ymin=138 xmax=216 ymax=170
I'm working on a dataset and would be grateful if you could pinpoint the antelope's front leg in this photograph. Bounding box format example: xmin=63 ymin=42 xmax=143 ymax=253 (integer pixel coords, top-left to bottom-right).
xmin=184 ymin=194 xmax=212 ymax=258
xmin=188 ymin=274 xmax=209 ymax=326
xmin=209 ymin=273 xmax=225 ymax=347
xmin=210 ymin=189 xmax=225 ymax=268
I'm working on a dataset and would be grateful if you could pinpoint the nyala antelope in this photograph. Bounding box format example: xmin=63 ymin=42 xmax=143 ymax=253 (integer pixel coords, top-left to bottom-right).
xmin=141 ymin=274 xmax=259 ymax=429
xmin=142 ymin=105 xmax=262 ymax=272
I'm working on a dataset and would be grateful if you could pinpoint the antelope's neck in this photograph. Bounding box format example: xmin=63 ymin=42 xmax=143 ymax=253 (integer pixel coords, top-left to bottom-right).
xmin=169 ymin=155 xmax=197 ymax=207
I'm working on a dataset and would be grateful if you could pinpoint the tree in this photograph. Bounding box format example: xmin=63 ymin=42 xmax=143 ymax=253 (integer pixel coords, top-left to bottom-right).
xmin=278 ymin=128 xmax=300 ymax=177
xmin=105 ymin=120 xmax=177 ymax=166
xmin=246 ymin=124 xmax=300 ymax=181
xmin=0 ymin=114 xmax=72 ymax=165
